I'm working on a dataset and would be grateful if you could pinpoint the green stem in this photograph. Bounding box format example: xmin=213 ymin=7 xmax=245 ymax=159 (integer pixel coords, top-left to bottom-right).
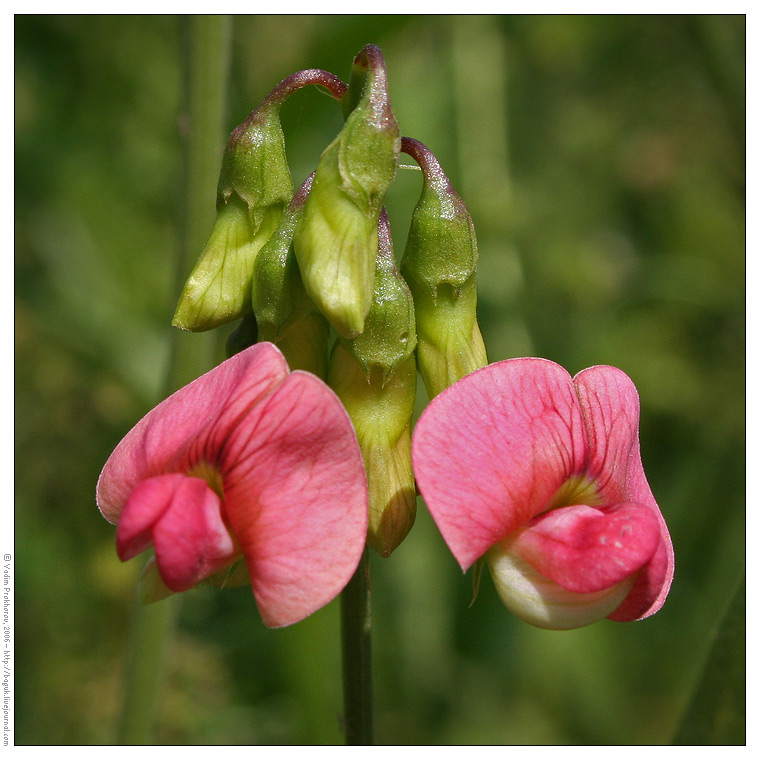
xmin=340 ymin=547 xmax=373 ymax=745
xmin=116 ymin=15 xmax=231 ymax=744
xmin=166 ymin=14 xmax=233 ymax=392
xmin=117 ymin=594 xmax=179 ymax=744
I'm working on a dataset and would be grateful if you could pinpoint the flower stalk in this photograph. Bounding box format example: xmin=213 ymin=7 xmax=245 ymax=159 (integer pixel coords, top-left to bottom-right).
xmin=340 ymin=549 xmax=373 ymax=745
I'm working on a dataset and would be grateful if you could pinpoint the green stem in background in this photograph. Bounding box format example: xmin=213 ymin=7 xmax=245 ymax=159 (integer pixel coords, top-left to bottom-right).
xmin=117 ymin=15 xmax=232 ymax=744
xmin=167 ymin=15 xmax=233 ymax=393
xmin=340 ymin=548 xmax=373 ymax=745
xmin=117 ymin=592 xmax=179 ymax=744
xmin=450 ymin=16 xmax=511 ymax=214
xmin=450 ymin=16 xmax=532 ymax=360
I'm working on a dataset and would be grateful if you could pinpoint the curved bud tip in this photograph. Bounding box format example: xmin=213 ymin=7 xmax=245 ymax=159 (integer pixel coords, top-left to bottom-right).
xmin=175 ymin=99 xmax=293 ymax=333
xmin=400 ymin=137 xmax=486 ymax=396
xmin=295 ymin=45 xmax=399 ymax=338
xmin=219 ymin=102 xmax=293 ymax=215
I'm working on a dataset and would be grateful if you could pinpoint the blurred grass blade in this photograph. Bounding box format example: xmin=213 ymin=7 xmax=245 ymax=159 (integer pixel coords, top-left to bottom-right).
xmin=673 ymin=573 xmax=745 ymax=745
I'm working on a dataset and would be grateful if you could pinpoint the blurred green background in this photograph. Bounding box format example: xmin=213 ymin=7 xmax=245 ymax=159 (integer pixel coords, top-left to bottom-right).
xmin=14 ymin=15 xmax=744 ymax=745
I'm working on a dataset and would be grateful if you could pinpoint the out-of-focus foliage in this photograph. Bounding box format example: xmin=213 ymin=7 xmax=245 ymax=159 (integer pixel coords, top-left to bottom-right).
xmin=14 ymin=15 xmax=744 ymax=745
xmin=674 ymin=574 xmax=745 ymax=745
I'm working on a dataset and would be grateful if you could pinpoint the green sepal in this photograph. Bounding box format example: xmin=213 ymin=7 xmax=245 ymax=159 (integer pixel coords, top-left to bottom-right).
xmin=138 ymin=556 xmax=174 ymax=605
xmin=470 ymin=557 xmax=486 ymax=608
xmin=401 ymin=169 xmax=478 ymax=298
xmin=252 ymin=182 xmax=316 ymax=332
xmin=205 ymin=560 xmax=251 ymax=590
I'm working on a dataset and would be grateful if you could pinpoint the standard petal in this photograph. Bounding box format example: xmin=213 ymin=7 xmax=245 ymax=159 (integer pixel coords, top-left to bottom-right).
xmin=412 ymin=358 xmax=588 ymax=570
xmin=573 ymin=366 xmax=674 ymax=620
xmin=221 ymin=370 xmax=368 ymax=628
xmin=572 ymin=365 xmax=642 ymax=504
xmin=96 ymin=343 xmax=289 ymax=523
xmin=150 ymin=475 xmax=238 ymax=592
xmin=506 ymin=502 xmax=661 ymax=594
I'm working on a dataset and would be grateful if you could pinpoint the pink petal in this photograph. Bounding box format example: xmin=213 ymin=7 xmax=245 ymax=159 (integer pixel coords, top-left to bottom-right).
xmin=151 ymin=476 xmax=238 ymax=592
xmin=607 ymin=511 xmax=674 ymax=622
xmin=412 ymin=358 xmax=588 ymax=570
xmin=506 ymin=502 xmax=661 ymax=594
xmin=116 ymin=473 xmax=185 ymax=561
xmin=572 ymin=365 xmax=643 ymax=504
xmin=116 ymin=473 xmax=239 ymax=592
xmin=221 ymin=370 xmax=368 ymax=628
xmin=573 ymin=366 xmax=674 ymax=620
xmin=96 ymin=343 xmax=289 ymax=523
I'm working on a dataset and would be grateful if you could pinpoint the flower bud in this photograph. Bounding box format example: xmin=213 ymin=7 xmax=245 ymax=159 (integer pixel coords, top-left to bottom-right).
xmin=295 ymin=45 xmax=400 ymax=338
xmin=251 ymin=175 xmax=329 ymax=378
xmin=328 ymin=211 xmax=417 ymax=556
xmin=343 ymin=210 xmax=416 ymax=384
xmin=173 ymin=100 xmax=293 ymax=331
xmin=400 ymin=138 xmax=487 ymax=397
xmin=262 ymin=312 xmax=330 ymax=380
xmin=329 ymin=345 xmax=417 ymax=557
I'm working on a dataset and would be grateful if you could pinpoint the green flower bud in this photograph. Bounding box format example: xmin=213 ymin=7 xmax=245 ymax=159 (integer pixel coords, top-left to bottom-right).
xmin=251 ymin=174 xmax=329 ymax=378
xmin=413 ymin=283 xmax=487 ymax=398
xmin=295 ymin=45 xmax=400 ymax=338
xmin=329 ymin=211 xmax=417 ymax=556
xmin=343 ymin=210 xmax=416 ymax=384
xmin=329 ymin=345 xmax=417 ymax=558
xmin=173 ymin=99 xmax=293 ymax=331
xmin=262 ymin=312 xmax=330 ymax=380
xmin=400 ymin=137 xmax=487 ymax=397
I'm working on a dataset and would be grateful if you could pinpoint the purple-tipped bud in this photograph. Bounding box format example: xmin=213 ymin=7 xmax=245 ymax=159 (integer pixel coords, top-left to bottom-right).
xmin=400 ymin=138 xmax=487 ymax=397
xmin=173 ymin=99 xmax=293 ymax=331
xmin=295 ymin=45 xmax=401 ymax=338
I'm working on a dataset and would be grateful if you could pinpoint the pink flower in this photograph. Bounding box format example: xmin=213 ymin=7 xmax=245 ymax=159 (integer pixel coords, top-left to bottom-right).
xmin=96 ymin=342 xmax=368 ymax=628
xmin=412 ymin=358 xmax=674 ymax=630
